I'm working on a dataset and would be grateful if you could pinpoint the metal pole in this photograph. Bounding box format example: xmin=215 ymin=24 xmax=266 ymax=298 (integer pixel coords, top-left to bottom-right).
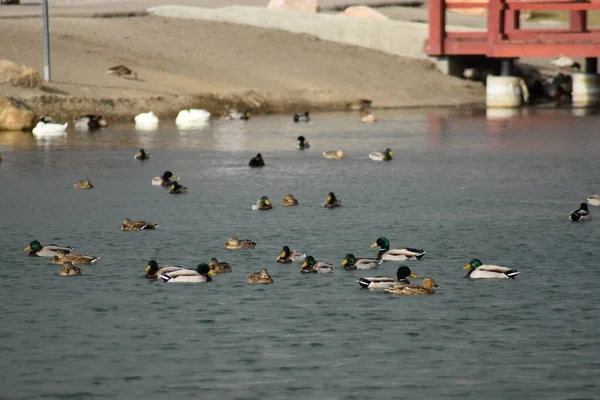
xmin=42 ymin=0 xmax=51 ymax=81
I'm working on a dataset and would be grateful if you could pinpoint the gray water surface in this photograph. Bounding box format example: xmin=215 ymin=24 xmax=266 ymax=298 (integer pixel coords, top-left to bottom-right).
xmin=1 ymin=109 xmax=599 ymax=399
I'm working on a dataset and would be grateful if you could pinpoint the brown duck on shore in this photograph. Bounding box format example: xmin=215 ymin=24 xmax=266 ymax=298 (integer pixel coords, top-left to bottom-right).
xmin=74 ymin=179 xmax=94 ymax=189
xmin=106 ymin=65 xmax=138 ymax=80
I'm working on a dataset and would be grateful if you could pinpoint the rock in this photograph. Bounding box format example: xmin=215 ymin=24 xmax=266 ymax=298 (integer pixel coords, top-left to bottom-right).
xmin=267 ymin=0 xmax=317 ymax=13
xmin=0 ymin=60 xmax=42 ymax=88
xmin=0 ymin=96 xmax=36 ymax=131
xmin=339 ymin=6 xmax=390 ymax=20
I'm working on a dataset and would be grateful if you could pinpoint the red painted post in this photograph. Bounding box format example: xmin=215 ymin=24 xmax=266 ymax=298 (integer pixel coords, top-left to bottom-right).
xmin=427 ymin=0 xmax=446 ymax=55
xmin=569 ymin=10 xmax=587 ymax=32
xmin=487 ymin=0 xmax=504 ymax=56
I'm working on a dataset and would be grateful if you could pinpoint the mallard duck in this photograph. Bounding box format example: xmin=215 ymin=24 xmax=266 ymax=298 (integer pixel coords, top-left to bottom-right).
xmin=106 ymin=65 xmax=138 ymax=80
xmin=385 ymin=278 xmax=439 ymax=295
xmin=323 ymin=150 xmax=345 ymax=159
xmin=360 ymin=110 xmax=377 ymax=123
xmin=135 ymin=148 xmax=149 ymax=160
xmin=145 ymin=260 xmax=186 ymax=280
xmin=134 ymin=112 xmax=159 ymax=129
xmin=293 ymin=111 xmax=310 ymax=122
xmin=276 ymin=246 xmax=306 ymax=263
xmin=74 ymin=114 xmax=107 ymax=131
xmin=159 ymin=263 xmax=216 ymax=283
xmin=341 ymin=254 xmax=381 ymax=270
xmin=32 ymin=120 xmax=68 ymax=137
xmin=73 ymin=179 xmax=93 ymax=189
xmin=280 ymin=194 xmax=299 ymax=206
xmin=120 ymin=218 xmax=159 ymax=231
xmin=52 ymin=250 xmax=100 ymax=265
xmin=24 ymin=240 xmax=73 ymax=257
xmin=224 ymin=110 xmax=250 ymax=120
xmin=569 ymin=202 xmax=592 ymax=221
xmin=357 ymin=265 xmax=417 ymax=289
xmin=463 ymin=259 xmax=519 ymax=279
xmin=587 ymin=195 xmax=600 ymax=207
xmin=169 ymin=181 xmax=187 ymax=194
xmin=152 ymin=171 xmax=177 ymax=187
xmin=296 ymin=136 xmax=310 ymax=149
xmin=59 ymin=262 xmax=82 ymax=276
xmin=323 ymin=192 xmax=342 ymax=208
xmin=252 ymin=196 xmax=272 ymax=210
xmin=249 ymin=153 xmax=265 ymax=167
xmin=301 ymin=256 xmax=334 ymax=274
xmin=550 ymin=56 xmax=580 ymax=70
xmin=369 ymin=148 xmax=392 ymax=161
xmin=370 ymin=237 xmax=426 ymax=261
xmin=246 ymin=268 xmax=274 ymax=284
xmin=209 ymin=257 xmax=232 ymax=273
xmin=224 ymin=237 xmax=257 ymax=249
xmin=176 ymin=109 xmax=210 ymax=128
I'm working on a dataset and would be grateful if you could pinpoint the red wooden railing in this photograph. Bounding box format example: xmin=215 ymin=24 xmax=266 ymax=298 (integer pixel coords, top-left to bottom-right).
xmin=426 ymin=0 xmax=600 ymax=57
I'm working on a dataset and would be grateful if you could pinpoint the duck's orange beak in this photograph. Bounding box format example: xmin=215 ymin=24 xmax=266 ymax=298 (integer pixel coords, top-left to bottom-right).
xmin=145 ymin=265 xmax=151 ymax=272
xmin=301 ymin=261 xmax=308 ymax=268
xmin=463 ymin=265 xmax=472 ymax=270
xmin=24 ymin=246 xmax=31 ymax=251
xmin=370 ymin=243 xmax=378 ymax=248
xmin=410 ymin=273 xmax=418 ymax=278
xmin=208 ymin=270 xmax=217 ymax=276
xmin=341 ymin=259 xmax=348 ymax=266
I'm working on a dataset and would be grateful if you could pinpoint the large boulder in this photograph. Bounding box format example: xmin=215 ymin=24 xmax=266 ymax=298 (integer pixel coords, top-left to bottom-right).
xmin=0 ymin=60 xmax=42 ymax=88
xmin=267 ymin=0 xmax=317 ymax=13
xmin=0 ymin=96 xmax=36 ymax=131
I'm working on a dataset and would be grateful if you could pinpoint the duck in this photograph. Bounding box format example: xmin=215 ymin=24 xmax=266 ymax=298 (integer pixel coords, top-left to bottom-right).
xmin=587 ymin=195 xmax=600 ymax=207
xmin=550 ymin=56 xmax=580 ymax=70
xmin=463 ymin=259 xmax=519 ymax=279
xmin=32 ymin=119 xmax=68 ymax=137
xmin=569 ymin=202 xmax=592 ymax=221
xmin=346 ymin=99 xmax=373 ymax=111
xmin=134 ymin=111 xmax=159 ymax=128
xmin=59 ymin=262 xmax=82 ymax=276
xmin=176 ymin=109 xmax=211 ymax=128
xmin=74 ymin=114 xmax=107 ymax=131
xmin=24 ymin=240 xmax=73 ymax=257
xmin=360 ymin=110 xmax=377 ymax=123
xmin=209 ymin=258 xmax=232 ymax=273
xmin=385 ymin=278 xmax=440 ymax=295
xmin=323 ymin=192 xmax=342 ymax=208
xmin=120 ymin=218 xmax=159 ymax=231
xmin=252 ymin=196 xmax=272 ymax=210
xmin=152 ymin=171 xmax=177 ymax=187
xmin=296 ymin=136 xmax=310 ymax=149
xmin=301 ymin=256 xmax=334 ymax=274
xmin=134 ymin=148 xmax=149 ymax=160
xmin=293 ymin=111 xmax=310 ymax=122
xmin=73 ymin=179 xmax=94 ymax=189
xmin=280 ymin=194 xmax=299 ymax=206
xmin=52 ymin=250 xmax=100 ymax=265
xmin=341 ymin=254 xmax=381 ymax=270
xmin=159 ymin=263 xmax=216 ymax=283
xmin=248 ymin=153 xmax=265 ymax=167
xmin=323 ymin=150 xmax=345 ymax=159
xmin=357 ymin=266 xmax=418 ymax=289
xmin=224 ymin=110 xmax=250 ymax=120
xmin=145 ymin=260 xmax=187 ymax=280
xmin=369 ymin=148 xmax=392 ymax=161
xmin=169 ymin=181 xmax=187 ymax=194
xmin=246 ymin=268 xmax=274 ymax=284
xmin=276 ymin=246 xmax=306 ymax=263
xmin=106 ymin=65 xmax=138 ymax=79
xmin=370 ymin=237 xmax=426 ymax=261
xmin=224 ymin=237 xmax=257 ymax=249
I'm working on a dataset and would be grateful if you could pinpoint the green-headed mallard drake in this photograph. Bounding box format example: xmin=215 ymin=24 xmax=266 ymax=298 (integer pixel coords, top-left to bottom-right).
xmin=323 ymin=192 xmax=342 ymax=208
xmin=249 ymin=153 xmax=265 ymax=168
xmin=135 ymin=149 xmax=149 ymax=160
xmin=369 ymin=148 xmax=392 ymax=161
xmin=588 ymin=195 xmax=600 ymax=207
xmin=169 ymin=181 xmax=187 ymax=194
xmin=52 ymin=250 xmax=100 ymax=265
xmin=296 ymin=136 xmax=310 ymax=149
xmin=74 ymin=179 xmax=94 ymax=189
xmin=246 ymin=268 xmax=274 ymax=284
xmin=24 ymin=240 xmax=73 ymax=257
xmin=357 ymin=265 xmax=417 ymax=289
xmin=159 ymin=263 xmax=216 ymax=283
xmin=463 ymin=259 xmax=519 ymax=279
xmin=209 ymin=257 xmax=232 ymax=273
xmin=224 ymin=237 xmax=257 ymax=249
xmin=276 ymin=246 xmax=305 ymax=263
xmin=59 ymin=262 xmax=82 ymax=276
xmin=152 ymin=171 xmax=176 ymax=187
xmin=569 ymin=202 xmax=591 ymax=222
xmin=341 ymin=254 xmax=381 ymax=270
xmin=323 ymin=150 xmax=345 ymax=159
xmin=120 ymin=218 xmax=158 ymax=231
xmin=385 ymin=278 xmax=439 ymax=295
xmin=106 ymin=65 xmax=137 ymax=80
xmin=360 ymin=110 xmax=377 ymax=123
xmin=293 ymin=111 xmax=310 ymax=122
xmin=74 ymin=115 xmax=107 ymax=131
xmin=301 ymin=256 xmax=334 ymax=274
xmin=252 ymin=196 xmax=272 ymax=210
xmin=224 ymin=110 xmax=250 ymax=120
xmin=370 ymin=237 xmax=425 ymax=261
xmin=281 ymin=194 xmax=299 ymax=206
xmin=144 ymin=260 xmax=186 ymax=280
